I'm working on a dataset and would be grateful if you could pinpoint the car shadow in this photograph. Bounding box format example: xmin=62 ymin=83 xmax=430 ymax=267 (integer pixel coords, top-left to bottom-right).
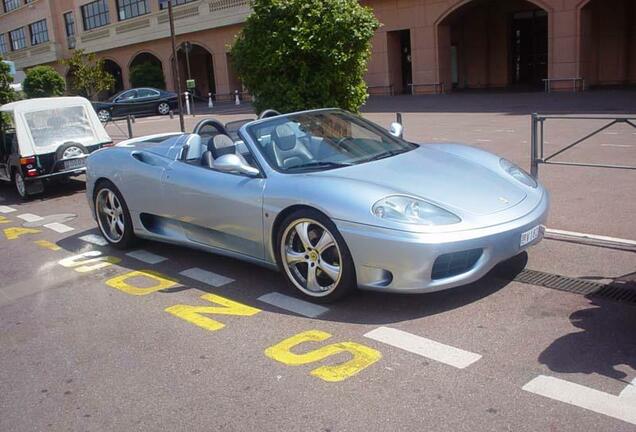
xmin=54 ymin=227 xmax=523 ymax=326
xmin=537 ymin=295 xmax=636 ymax=384
xmin=0 ymin=177 xmax=86 ymax=206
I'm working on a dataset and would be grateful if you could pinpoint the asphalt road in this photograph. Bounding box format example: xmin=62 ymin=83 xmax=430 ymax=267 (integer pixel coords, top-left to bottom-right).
xmin=1 ymin=92 xmax=635 ymax=431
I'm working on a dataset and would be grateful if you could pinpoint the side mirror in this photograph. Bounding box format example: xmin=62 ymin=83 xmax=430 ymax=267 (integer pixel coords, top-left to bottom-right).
xmin=389 ymin=122 xmax=404 ymax=139
xmin=213 ymin=154 xmax=260 ymax=177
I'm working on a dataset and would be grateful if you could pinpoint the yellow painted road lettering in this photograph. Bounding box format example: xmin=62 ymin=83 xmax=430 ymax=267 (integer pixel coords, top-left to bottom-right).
xmin=165 ymin=293 xmax=261 ymax=332
xmin=58 ymin=250 xmax=121 ymax=273
xmin=35 ymin=240 xmax=61 ymax=251
xmin=264 ymin=330 xmax=382 ymax=382
xmin=106 ymin=270 xmax=178 ymax=296
xmin=0 ymin=216 xmax=10 ymax=224
xmin=4 ymin=227 xmax=41 ymax=240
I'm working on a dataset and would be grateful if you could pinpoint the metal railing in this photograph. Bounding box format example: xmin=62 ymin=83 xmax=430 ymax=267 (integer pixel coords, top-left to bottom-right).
xmin=530 ymin=113 xmax=636 ymax=178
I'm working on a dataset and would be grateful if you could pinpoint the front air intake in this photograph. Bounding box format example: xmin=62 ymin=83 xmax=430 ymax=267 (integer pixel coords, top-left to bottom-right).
xmin=431 ymin=249 xmax=482 ymax=280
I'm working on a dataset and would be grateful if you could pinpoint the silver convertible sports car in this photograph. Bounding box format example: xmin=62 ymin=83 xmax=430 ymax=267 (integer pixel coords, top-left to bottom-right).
xmin=86 ymin=109 xmax=549 ymax=302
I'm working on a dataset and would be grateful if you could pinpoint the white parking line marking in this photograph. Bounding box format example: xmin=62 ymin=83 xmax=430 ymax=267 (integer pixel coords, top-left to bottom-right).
xmin=0 ymin=206 xmax=16 ymax=214
xmin=79 ymin=234 xmax=108 ymax=246
xmin=476 ymin=139 xmax=492 ymax=142
xmin=364 ymin=327 xmax=482 ymax=369
xmin=603 ymin=132 xmax=619 ymax=135
xmin=44 ymin=223 xmax=74 ymax=233
xmin=17 ymin=213 xmax=44 ymax=222
xmin=546 ymin=228 xmax=636 ymax=246
xmin=257 ymin=292 xmax=329 ymax=318
xmin=126 ymin=250 xmax=167 ymax=264
xmin=601 ymin=144 xmax=632 ymax=148
xmin=522 ymin=375 xmax=636 ymax=425
xmin=179 ymin=267 xmax=234 ymax=287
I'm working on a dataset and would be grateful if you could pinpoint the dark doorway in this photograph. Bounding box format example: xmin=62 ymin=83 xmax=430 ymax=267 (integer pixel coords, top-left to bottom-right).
xmin=387 ymin=30 xmax=412 ymax=95
xmin=102 ymin=59 xmax=124 ymax=99
xmin=176 ymin=43 xmax=216 ymax=98
xmin=510 ymin=10 xmax=548 ymax=87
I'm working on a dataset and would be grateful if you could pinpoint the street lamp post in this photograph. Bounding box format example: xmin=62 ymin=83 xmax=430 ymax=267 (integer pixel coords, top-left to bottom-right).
xmin=167 ymin=0 xmax=185 ymax=132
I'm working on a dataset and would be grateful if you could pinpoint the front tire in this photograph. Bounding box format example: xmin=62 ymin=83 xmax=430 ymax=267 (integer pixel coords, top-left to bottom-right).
xmin=276 ymin=209 xmax=356 ymax=303
xmin=94 ymin=181 xmax=136 ymax=249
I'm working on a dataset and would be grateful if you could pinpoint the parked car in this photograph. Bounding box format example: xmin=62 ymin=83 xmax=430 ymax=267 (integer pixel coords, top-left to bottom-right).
xmin=0 ymin=97 xmax=112 ymax=199
xmin=92 ymin=88 xmax=178 ymax=122
xmin=85 ymin=108 xmax=549 ymax=302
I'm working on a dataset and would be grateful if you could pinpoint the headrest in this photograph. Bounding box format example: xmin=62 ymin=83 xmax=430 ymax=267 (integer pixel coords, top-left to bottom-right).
xmin=211 ymin=134 xmax=236 ymax=158
xmin=273 ymin=124 xmax=297 ymax=151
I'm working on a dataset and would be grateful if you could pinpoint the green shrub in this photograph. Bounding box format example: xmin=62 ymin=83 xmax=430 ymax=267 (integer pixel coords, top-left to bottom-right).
xmin=230 ymin=0 xmax=379 ymax=113
xmin=23 ymin=66 xmax=65 ymax=98
xmin=130 ymin=62 xmax=166 ymax=90
xmin=61 ymin=49 xmax=115 ymax=100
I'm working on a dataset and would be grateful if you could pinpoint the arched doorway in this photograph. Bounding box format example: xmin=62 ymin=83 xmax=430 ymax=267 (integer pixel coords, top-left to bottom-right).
xmin=175 ymin=42 xmax=216 ymax=98
xmin=129 ymin=52 xmax=166 ymax=89
xmin=102 ymin=59 xmax=124 ymax=99
xmin=579 ymin=0 xmax=635 ymax=88
xmin=437 ymin=0 xmax=549 ymax=91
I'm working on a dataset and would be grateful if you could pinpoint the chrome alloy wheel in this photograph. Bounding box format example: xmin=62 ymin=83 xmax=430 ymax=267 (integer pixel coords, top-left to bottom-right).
xmin=281 ymin=218 xmax=342 ymax=297
xmin=62 ymin=146 xmax=84 ymax=159
xmin=97 ymin=109 xmax=110 ymax=122
xmin=96 ymin=189 xmax=125 ymax=243
xmin=158 ymin=102 xmax=170 ymax=115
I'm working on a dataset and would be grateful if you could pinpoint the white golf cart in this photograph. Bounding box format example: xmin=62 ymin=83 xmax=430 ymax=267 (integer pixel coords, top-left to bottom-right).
xmin=0 ymin=97 xmax=112 ymax=199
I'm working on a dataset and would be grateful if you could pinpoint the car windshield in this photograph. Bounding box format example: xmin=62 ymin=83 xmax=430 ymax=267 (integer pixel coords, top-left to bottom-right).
xmin=246 ymin=110 xmax=417 ymax=172
xmin=24 ymin=106 xmax=99 ymax=148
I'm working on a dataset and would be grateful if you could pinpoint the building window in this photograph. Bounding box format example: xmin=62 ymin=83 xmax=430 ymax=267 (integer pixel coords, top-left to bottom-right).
xmin=159 ymin=0 xmax=195 ymax=10
xmin=0 ymin=34 xmax=7 ymax=55
xmin=29 ymin=19 xmax=49 ymax=46
xmin=81 ymin=0 xmax=110 ymax=31
xmin=64 ymin=11 xmax=76 ymax=49
xmin=3 ymin=0 xmax=21 ymax=13
xmin=117 ymin=0 xmax=149 ymax=21
xmin=9 ymin=28 xmax=26 ymax=51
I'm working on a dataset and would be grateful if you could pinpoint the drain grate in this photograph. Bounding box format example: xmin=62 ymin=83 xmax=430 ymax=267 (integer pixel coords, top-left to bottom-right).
xmin=513 ymin=269 xmax=636 ymax=305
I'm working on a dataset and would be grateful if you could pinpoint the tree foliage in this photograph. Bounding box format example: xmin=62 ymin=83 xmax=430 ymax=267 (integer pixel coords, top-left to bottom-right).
xmin=61 ymin=49 xmax=115 ymax=100
xmin=230 ymin=0 xmax=379 ymax=113
xmin=0 ymin=57 xmax=16 ymax=106
xmin=23 ymin=65 xmax=66 ymax=98
xmin=130 ymin=61 xmax=166 ymax=89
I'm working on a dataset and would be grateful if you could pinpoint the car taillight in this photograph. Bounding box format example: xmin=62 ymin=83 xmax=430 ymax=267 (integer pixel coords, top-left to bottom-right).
xmin=26 ymin=169 xmax=38 ymax=177
xmin=20 ymin=157 xmax=36 ymax=166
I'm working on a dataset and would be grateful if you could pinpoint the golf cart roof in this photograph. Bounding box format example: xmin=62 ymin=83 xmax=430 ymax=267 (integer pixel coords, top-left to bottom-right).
xmin=1 ymin=96 xmax=91 ymax=114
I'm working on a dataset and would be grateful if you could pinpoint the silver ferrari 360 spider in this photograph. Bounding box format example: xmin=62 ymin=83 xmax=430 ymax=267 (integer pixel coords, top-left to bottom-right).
xmin=86 ymin=108 xmax=549 ymax=302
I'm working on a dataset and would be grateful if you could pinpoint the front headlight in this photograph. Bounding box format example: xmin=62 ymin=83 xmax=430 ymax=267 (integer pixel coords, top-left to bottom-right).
xmin=372 ymin=195 xmax=461 ymax=226
xmin=499 ymin=158 xmax=537 ymax=188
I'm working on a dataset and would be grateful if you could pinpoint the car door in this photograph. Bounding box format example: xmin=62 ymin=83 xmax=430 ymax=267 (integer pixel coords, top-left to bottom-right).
xmin=113 ymin=90 xmax=138 ymax=117
xmin=136 ymin=88 xmax=161 ymax=114
xmin=162 ymin=152 xmax=266 ymax=260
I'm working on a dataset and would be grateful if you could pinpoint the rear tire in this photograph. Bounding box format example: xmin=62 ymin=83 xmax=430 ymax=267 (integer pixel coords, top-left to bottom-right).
xmin=13 ymin=170 xmax=28 ymax=200
xmin=94 ymin=180 xmax=137 ymax=249
xmin=157 ymin=102 xmax=171 ymax=116
xmin=276 ymin=209 xmax=356 ymax=303
xmin=56 ymin=142 xmax=88 ymax=161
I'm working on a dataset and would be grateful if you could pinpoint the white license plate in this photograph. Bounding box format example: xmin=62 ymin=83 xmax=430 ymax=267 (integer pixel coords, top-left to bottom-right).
xmin=64 ymin=158 xmax=86 ymax=170
xmin=520 ymin=225 xmax=542 ymax=247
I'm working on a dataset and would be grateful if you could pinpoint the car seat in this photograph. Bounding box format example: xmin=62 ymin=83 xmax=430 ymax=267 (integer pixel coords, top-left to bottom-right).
xmin=270 ymin=124 xmax=312 ymax=169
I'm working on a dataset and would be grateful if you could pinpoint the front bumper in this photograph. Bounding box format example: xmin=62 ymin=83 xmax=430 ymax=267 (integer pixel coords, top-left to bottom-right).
xmin=336 ymin=191 xmax=549 ymax=293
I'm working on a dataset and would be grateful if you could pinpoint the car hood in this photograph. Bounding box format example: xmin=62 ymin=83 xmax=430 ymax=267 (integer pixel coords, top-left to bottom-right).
xmin=313 ymin=145 xmax=526 ymax=216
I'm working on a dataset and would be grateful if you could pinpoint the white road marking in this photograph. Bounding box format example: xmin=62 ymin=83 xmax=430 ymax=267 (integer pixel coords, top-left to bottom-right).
xmin=522 ymin=375 xmax=636 ymax=426
xmin=17 ymin=213 xmax=44 ymax=222
xmin=44 ymin=222 xmax=74 ymax=233
xmin=126 ymin=249 xmax=167 ymax=264
xmin=603 ymin=132 xmax=619 ymax=135
xmin=601 ymin=144 xmax=632 ymax=148
xmin=0 ymin=205 xmax=16 ymax=214
xmin=257 ymin=292 xmax=329 ymax=318
xmin=364 ymin=327 xmax=482 ymax=369
xmin=79 ymin=234 xmax=108 ymax=246
xmin=179 ymin=267 xmax=234 ymax=287
xmin=476 ymin=139 xmax=492 ymax=142
xmin=546 ymin=228 xmax=636 ymax=246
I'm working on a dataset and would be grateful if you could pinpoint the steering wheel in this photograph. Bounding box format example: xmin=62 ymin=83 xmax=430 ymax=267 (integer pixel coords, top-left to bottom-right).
xmin=258 ymin=109 xmax=281 ymax=119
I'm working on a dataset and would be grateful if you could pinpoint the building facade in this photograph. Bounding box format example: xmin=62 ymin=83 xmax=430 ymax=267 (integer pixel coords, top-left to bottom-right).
xmin=1 ymin=0 xmax=634 ymax=99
